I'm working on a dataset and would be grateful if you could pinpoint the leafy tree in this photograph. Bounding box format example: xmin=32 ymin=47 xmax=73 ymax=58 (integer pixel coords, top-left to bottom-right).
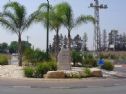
xmin=0 ymin=2 xmax=38 ymax=66
xmin=51 ymin=33 xmax=63 ymax=52
xmin=72 ymin=34 xmax=82 ymax=51
xmin=9 ymin=41 xmax=31 ymax=54
xmin=9 ymin=41 xmax=18 ymax=54
xmin=0 ymin=43 xmax=8 ymax=53
xmin=72 ymin=51 xmax=82 ymax=67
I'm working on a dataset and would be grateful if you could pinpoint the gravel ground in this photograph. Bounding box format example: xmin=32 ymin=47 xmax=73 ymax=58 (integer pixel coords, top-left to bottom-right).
xmin=0 ymin=65 xmax=24 ymax=78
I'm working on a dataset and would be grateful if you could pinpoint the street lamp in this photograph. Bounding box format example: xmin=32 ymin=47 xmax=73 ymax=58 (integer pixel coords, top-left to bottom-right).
xmin=46 ymin=0 xmax=49 ymax=58
xmin=90 ymin=0 xmax=107 ymax=52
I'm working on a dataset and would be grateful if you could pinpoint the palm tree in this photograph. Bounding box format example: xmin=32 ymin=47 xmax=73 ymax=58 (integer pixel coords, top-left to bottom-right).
xmin=36 ymin=3 xmax=63 ymax=60
xmin=49 ymin=7 xmax=63 ymax=61
xmin=0 ymin=2 xmax=38 ymax=66
xmin=55 ymin=2 xmax=95 ymax=51
xmin=36 ymin=3 xmax=52 ymax=58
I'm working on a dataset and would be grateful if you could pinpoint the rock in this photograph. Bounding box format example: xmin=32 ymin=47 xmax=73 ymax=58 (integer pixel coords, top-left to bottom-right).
xmin=78 ymin=71 xmax=86 ymax=78
xmin=64 ymin=71 xmax=81 ymax=78
xmin=90 ymin=68 xmax=103 ymax=77
xmin=44 ymin=71 xmax=65 ymax=79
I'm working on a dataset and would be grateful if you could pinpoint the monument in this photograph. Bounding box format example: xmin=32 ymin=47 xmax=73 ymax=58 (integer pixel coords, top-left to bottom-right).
xmin=57 ymin=47 xmax=71 ymax=70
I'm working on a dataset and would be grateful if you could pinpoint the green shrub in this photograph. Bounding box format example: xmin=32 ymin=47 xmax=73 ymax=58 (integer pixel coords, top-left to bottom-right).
xmin=24 ymin=67 xmax=34 ymax=77
xmin=24 ymin=48 xmax=51 ymax=65
xmin=34 ymin=63 xmax=49 ymax=78
xmin=84 ymin=68 xmax=92 ymax=77
xmin=72 ymin=51 xmax=82 ymax=67
xmin=0 ymin=55 xmax=8 ymax=65
xmin=48 ymin=61 xmax=57 ymax=71
xmin=102 ymin=61 xmax=114 ymax=71
xmin=34 ymin=61 xmax=56 ymax=78
xmin=110 ymin=54 xmax=117 ymax=59
xmin=82 ymin=54 xmax=97 ymax=67
xmin=23 ymin=61 xmax=57 ymax=78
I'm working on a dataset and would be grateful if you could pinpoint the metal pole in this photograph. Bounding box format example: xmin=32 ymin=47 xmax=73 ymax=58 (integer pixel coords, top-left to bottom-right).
xmin=46 ymin=0 xmax=49 ymax=58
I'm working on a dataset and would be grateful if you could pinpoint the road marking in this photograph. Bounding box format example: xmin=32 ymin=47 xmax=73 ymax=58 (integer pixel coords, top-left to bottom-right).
xmin=115 ymin=65 xmax=122 ymax=68
xmin=12 ymin=86 xmax=31 ymax=88
xmin=50 ymin=87 xmax=71 ymax=89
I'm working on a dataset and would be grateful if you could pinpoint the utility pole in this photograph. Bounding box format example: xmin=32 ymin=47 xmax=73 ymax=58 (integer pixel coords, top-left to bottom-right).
xmin=46 ymin=0 xmax=49 ymax=58
xmin=90 ymin=0 xmax=107 ymax=52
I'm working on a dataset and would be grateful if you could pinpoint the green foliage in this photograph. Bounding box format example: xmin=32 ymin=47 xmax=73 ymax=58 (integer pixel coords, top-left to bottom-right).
xmin=9 ymin=41 xmax=31 ymax=54
xmin=110 ymin=54 xmax=117 ymax=59
xmin=82 ymin=53 xmax=97 ymax=67
xmin=0 ymin=55 xmax=8 ymax=65
xmin=23 ymin=61 xmax=57 ymax=78
xmin=24 ymin=48 xmax=51 ymax=65
xmin=34 ymin=61 xmax=57 ymax=78
xmin=34 ymin=63 xmax=51 ymax=78
xmin=102 ymin=60 xmax=114 ymax=71
xmin=24 ymin=67 xmax=34 ymax=77
xmin=48 ymin=61 xmax=57 ymax=71
xmin=72 ymin=51 xmax=82 ymax=66
xmin=0 ymin=43 xmax=8 ymax=53
xmin=84 ymin=68 xmax=92 ymax=77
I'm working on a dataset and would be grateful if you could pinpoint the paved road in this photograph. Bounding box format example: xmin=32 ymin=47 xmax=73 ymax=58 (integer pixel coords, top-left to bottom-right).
xmin=114 ymin=65 xmax=126 ymax=73
xmin=0 ymin=85 xmax=126 ymax=94
xmin=114 ymin=64 xmax=126 ymax=78
xmin=0 ymin=65 xmax=125 ymax=94
xmin=0 ymin=78 xmax=126 ymax=88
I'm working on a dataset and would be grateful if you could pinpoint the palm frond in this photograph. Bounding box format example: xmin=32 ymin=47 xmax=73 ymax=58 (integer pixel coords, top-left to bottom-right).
xmin=38 ymin=3 xmax=52 ymax=11
xmin=0 ymin=18 xmax=17 ymax=34
xmin=4 ymin=1 xmax=26 ymax=29
xmin=22 ymin=11 xmax=39 ymax=31
xmin=49 ymin=10 xmax=62 ymax=31
xmin=55 ymin=2 xmax=74 ymax=31
xmin=76 ymin=15 xmax=95 ymax=26
xmin=1 ymin=11 xmax=18 ymax=28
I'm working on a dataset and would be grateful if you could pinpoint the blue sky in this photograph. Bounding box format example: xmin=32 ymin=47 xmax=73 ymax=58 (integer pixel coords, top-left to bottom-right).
xmin=0 ymin=0 xmax=126 ymax=50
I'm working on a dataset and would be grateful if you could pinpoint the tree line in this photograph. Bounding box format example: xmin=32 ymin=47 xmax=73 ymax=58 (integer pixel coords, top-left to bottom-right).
xmin=0 ymin=41 xmax=31 ymax=54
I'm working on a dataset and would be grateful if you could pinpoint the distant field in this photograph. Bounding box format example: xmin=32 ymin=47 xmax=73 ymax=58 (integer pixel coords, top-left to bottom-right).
xmin=101 ymin=51 xmax=126 ymax=56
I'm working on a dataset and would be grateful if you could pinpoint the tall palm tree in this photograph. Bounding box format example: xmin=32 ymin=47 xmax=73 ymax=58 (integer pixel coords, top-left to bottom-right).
xmin=36 ymin=3 xmax=63 ymax=60
xmin=49 ymin=7 xmax=63 ymax=61
xmin=0 ymin=2 xmax=38 ymax=66
xmin=55 ymin=2 xmax=95 ymax=51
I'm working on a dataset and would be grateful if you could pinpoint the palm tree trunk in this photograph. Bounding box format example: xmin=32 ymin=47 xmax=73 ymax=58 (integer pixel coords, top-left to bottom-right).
xmin=56 ymin=28 xmax=59 ymax=61
xmin=68 ymin=30 xmax=71 ymax=51
xmin=68 ymin=29 xmax=71 ymax=69
xmin=18 ymin=32 xmax=22 ymax=66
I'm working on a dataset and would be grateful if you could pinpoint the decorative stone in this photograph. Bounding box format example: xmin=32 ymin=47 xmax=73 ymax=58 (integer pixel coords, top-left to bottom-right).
xmin=90 ymin=68 xmax=103 ymax=77
xmin=64 ymin=71 xmax=81 ymax=78
xmin=44 ymin=71 xmax=65 ymax=78
xmin=57 ymin=48 xmax=71 ymax=70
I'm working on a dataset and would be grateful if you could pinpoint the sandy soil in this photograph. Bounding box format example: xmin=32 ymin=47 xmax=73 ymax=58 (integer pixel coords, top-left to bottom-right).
xmin=0 ymin=65 xmax=24 ymax=78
